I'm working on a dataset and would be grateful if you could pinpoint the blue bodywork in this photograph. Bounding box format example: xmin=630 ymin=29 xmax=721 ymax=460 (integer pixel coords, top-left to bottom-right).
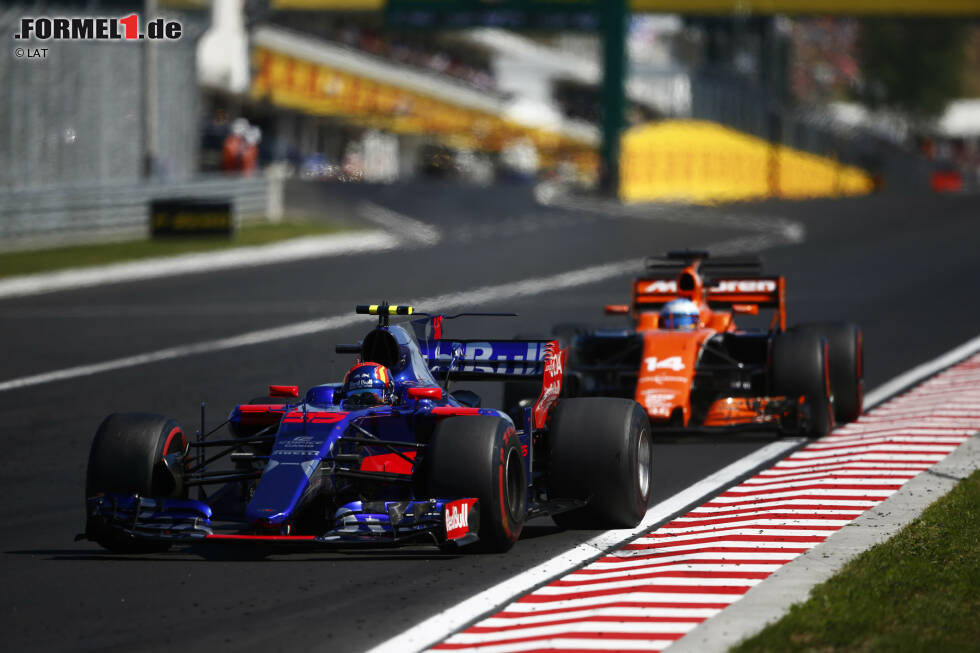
xmin=87 ymin=319 xmax=562 ymax=549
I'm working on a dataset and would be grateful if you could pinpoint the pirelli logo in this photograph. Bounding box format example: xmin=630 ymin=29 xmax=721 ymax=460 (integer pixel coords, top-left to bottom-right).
xmin=150 ymin=198 xmax=233 ymax=237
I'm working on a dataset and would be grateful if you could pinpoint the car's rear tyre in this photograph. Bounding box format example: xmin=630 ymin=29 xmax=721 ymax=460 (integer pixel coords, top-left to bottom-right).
xmin=771 ymin=332 xmax=834 ymax=438
xmin=426 ymin=416 xmax=526 ymax=553
xmin=549 ymin=398 xmax=652 ymax=529
xmin=794 ymin=323 xmax=863 ymax=423
xmin=85 ymin=412 xmax=188 ymax=553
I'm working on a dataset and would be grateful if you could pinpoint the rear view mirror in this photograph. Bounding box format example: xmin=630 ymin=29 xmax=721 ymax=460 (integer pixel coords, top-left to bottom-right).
xmin=732 ymin=304 xmax=759 ymax=315
xmin=268 ymin=385 xmax=299 ymax=398
xmin=407 ymin=387 xmax=444 ymax=400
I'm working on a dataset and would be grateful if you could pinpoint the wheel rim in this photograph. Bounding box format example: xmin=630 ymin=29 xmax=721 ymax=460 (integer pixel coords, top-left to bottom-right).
xmin=503 ymin=447 xmax=525 ymax=520
xmin=636 ymin=428 xmax=651 ymax=499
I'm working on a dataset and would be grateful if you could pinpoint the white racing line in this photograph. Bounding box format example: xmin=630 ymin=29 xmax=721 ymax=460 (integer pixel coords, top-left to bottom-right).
xmin=0 ymin=231 xmax=402 ymax=301
xmin=357 ymin=201 xmax=442 ymax=246
xmin=367 ymin=332 xmax=980 ymax=653
xmin=0 ymin=195 xmax=805 ymax=392
xmin=0 ymin=259 xmax=644 ymax=393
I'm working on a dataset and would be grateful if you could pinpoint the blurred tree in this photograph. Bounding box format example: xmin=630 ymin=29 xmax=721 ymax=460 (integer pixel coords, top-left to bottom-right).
xmin=858 ymin=19 xmax=969 ymax=119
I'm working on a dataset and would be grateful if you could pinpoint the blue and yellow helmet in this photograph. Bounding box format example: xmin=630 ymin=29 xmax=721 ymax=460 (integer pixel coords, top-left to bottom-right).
xmin=659 ymin=299 xmax=700 ymax=330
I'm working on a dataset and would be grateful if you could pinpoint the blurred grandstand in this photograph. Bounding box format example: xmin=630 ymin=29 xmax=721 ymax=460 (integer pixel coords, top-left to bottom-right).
xmin=1 ymin=1 xmax=977 ymax=250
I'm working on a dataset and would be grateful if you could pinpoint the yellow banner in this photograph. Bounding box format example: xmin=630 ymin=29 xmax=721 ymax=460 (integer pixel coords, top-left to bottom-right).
xmin=251 ymin=46 xmax=596 ymax=162
xmin=620 ymin=120 xmax=873 ymax=204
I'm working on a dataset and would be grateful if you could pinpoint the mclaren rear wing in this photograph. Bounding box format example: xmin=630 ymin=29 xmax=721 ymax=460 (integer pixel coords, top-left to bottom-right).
xmin=632 ymin=253 xmax=787 ymax=330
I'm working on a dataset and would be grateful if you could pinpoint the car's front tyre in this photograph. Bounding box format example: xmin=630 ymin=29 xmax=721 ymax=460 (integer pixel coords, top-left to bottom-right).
xmin=85 ymin=412 xmax=187 ymax=552
xmin=426 ymin=416 xmax=526 ymax=553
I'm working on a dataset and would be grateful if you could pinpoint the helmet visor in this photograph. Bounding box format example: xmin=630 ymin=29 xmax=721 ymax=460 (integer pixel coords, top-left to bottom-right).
xmin=663 ymin=313 xmax=698 ymax=330
xmin=345 ymin=387 xmax=386 ymax=405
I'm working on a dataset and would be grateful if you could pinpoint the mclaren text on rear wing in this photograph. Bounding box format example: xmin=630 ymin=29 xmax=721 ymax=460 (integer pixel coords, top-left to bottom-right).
xmin=634 ymin=276 xmax=786 ymax=329
xmin=634 ymin=277 xmax=784 ymax=308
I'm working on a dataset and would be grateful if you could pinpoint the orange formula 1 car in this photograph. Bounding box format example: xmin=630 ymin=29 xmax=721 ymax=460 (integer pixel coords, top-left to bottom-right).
xmin=509 ymin=251 xmax=863 ymax=437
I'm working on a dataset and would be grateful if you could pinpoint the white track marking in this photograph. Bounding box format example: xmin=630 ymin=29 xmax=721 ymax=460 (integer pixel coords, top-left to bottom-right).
xmin=433 ymin=354 xmax=980 ymax=653
xmin=863 ymin=332 xmax=980 ymax=408
xmin=0 ymin=258 xmax=642 ymax=393
xmin=0 ymin=198 xmax=809 ymax=391
xmin=0 ymin=231 xmax=400 ymax=300
xmin=362 ymin=439 xmax=800 ymax=653
xmin=357 ymin=201 xmax=442 ymax=246
xmin=371 ymin=338 xmax=980 ymax=653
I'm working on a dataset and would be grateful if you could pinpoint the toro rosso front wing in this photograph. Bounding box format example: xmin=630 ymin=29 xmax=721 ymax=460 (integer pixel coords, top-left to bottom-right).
xmin=83 ymin=494 xmax=480 ymax=549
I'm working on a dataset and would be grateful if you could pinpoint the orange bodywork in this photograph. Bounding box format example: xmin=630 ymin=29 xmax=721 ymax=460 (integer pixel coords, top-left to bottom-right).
xmin=635 ymin=328 xmax=713 ymax=424
xmin=702 ymin=396 xmax=798 ymax=428
xmin=620 ymin=258 xmax=791 ymax=427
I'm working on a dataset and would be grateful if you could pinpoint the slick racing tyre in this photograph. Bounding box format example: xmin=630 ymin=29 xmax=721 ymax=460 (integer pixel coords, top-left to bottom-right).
xmin=85 ymin=413 xmax=188 ymax=552
xmin=549 ymin=398 xmax=652 ymax=529
xmin=771 ymin=332 xmax=834 ymax=438
xmin=427 ymin=416 xmax=526 ymax=553
xmin=794 ymin=323 xmax=864 ymax=423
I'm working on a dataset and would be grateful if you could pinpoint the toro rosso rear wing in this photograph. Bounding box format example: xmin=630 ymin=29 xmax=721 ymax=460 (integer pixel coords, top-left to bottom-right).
xmin=406 ymin=311 xmax=564 ymax=430
xmin=418 ymin=338 xmax=565 ymax=431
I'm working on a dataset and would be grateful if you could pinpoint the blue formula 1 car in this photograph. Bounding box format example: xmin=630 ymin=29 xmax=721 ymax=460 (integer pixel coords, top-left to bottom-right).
xmin=81 ymin=303 xmax=653 ymax=554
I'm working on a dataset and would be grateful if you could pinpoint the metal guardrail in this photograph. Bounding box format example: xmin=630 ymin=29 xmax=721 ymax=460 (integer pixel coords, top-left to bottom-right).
xmin=0 ymin=175 xmax=274 ymax=252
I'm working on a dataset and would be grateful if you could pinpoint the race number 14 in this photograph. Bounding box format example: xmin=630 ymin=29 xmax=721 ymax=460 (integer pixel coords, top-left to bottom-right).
xmin=644 ymin=356 xmax=684 ymax=372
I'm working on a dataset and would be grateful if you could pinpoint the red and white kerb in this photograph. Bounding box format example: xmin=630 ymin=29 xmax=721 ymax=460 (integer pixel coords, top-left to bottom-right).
xmin=431 ymin=354 xmax=980 ymax=652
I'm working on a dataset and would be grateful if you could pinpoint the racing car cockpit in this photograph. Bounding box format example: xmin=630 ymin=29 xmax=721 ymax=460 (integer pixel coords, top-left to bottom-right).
xmin=346 ymin=307 xmax=485 ymax=408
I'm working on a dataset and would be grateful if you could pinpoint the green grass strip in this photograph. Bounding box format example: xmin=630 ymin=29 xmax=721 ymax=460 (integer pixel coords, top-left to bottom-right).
xmin=731 ymin=467 xmax=980 ymax=653
xmin=0 ymin=220 xmax=347 ymax=279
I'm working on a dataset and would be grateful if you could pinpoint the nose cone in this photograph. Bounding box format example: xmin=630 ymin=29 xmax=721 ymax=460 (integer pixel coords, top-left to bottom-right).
xmin=245 ymin=460 xmax=318 ymax=526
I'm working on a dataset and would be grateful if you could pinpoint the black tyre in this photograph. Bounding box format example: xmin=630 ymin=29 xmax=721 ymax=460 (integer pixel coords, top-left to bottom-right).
xmin=85 ymin=412 xmax=188 ymax=552
xmin=549 ymin=398 xmax=652 ymax=529
xmin=794 ymin=323 xmax=863 ymax=423
xmin=426 ymin=416 xmax=526 ymax=552
xmin=771 ymin=332 xmax=834 ymax=438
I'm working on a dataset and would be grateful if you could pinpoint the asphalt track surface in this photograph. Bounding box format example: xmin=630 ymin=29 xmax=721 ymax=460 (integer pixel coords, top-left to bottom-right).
xmin=0 ymin=181 xmax=977 ymax=653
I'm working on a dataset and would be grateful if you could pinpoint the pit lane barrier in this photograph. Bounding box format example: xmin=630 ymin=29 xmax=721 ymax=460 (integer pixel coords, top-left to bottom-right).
xmin=0 ymin=172 xmax=285 ymax=252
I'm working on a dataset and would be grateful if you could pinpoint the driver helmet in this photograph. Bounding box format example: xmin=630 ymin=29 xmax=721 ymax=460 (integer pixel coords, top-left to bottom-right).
xmin=659 ymin=298 xmax=700 ymax=330
xmin=342 ymin=362 xmax=394 ymax=406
